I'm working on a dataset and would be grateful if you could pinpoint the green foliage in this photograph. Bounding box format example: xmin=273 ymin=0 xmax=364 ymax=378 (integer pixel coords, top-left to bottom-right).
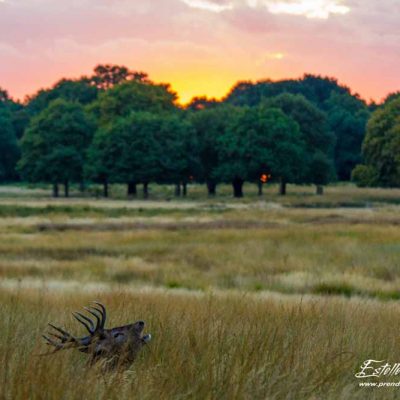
xmin=360 ymin=98 xmax=400 ymax=187
xmin=89 ymin=81 xmax=178 ymax=126
xmin=18 ymin=99 xmax=94 ymax=184
xmin=155 ymin=114 xmax=199 ymax=185
xmin=26 ymin=79 xmax=98 ymax=115
xmin=309 ymin=151 xmax=335 ymax=186
xmin=0 ymin=86 xmax=28 ymax=140
xmin=90 ymin=64 xmax=149 ymax=90
xmin=351 ymin=164 xmax=379 ymax=187
xmin=0 ymin=104 xmax=19 ymax=181
xmin=225 ymin=75 xmax=368 ymax=182
xmin=87 ymin=112 xmax=198 ymax=186
xmin=216 ymin=106 xmax=306 ymax=184
xmin=0 ymin=67 xmax=398 ymax=192
xmin=225 ymin=74 xmax=350 ymax=109
xmin=264 ymin=93 xmax=335 ymax=185
xmin=186 ymin=96 xmax=219 ymax=111
xmin=324 ymin=92 xmax=370 ymax=180
xmin=383 ymin=92 xmax=400 ymax=105
xmin=264 ymin=93 xmax=334 ymax=154
xmin=188 ymin=105 xmax=233 ymax=186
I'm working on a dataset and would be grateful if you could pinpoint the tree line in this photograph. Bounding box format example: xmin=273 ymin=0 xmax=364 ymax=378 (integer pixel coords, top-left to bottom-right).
xmin=0 ymin=64 xmax=399 ymax=198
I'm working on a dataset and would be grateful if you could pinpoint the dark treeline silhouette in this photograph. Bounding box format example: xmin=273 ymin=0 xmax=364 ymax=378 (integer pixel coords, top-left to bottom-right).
xmin=0 ymin=65 xmax=399 ymax=198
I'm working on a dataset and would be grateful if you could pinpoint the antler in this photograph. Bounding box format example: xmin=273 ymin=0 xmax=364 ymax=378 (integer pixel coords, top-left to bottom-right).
xmin=82 ymin=301 xmax=107 ymax=333
xmin=42 ymin=324 xmax=77 ymax=354
xmin=42 ymin=302 xmax=151 ymax=368
xmin=42 ymin=302 xmax=107 ymax=354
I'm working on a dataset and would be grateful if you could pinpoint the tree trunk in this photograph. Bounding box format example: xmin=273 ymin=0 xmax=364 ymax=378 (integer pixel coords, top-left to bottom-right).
xmin=279 ymin=179 xmax=287 ymax=196
xmin=232 ymin=178 xmax=244 ymax=198
xmin=175 ymin=183 xmax=181 ymax=197
xmin=143 ymin=182 xmax=149 ymax=199
xmin=79 ymin=181 xmax=85 ymax=193
xmin=53 ymin=183 xmax=59 ymax=198
xmin=258 ymin=181 xmax=263 ymax=196
xmin=182 ymin=182 xmax=187 ymax=197
xmin=207 ymin=181 xmax=217 ymax=196
xmin=64 ymin=181 xmax=69 ymax=198
xmin=127 ymin=182 xmax=137 ymax=197
xmin=316 ymin=185 xmax=324 ymax=195
xmin=103 ymin=181 xmax=109 ymax=198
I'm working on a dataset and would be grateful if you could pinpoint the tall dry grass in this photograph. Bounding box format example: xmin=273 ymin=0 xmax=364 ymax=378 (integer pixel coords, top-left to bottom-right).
xmin=1 ymin=185 xmax=400 ymax=399
xmin=1 ymin=288 xmax=400 ymax=400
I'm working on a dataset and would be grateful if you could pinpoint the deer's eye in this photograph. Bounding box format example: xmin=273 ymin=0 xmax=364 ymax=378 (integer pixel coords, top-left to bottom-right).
xmin=114 ymin=333 xmax=124 ymax=339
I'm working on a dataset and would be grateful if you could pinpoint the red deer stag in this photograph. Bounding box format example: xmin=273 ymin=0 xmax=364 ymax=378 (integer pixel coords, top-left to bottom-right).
xmin=42 ymin=302 xmax=151 ymax=368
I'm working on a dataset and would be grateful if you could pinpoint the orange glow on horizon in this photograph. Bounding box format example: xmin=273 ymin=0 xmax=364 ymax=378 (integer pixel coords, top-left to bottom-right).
xmin=0 ymin=0 xmax=398 ymax=105
xmin=5 ymin=68 xmax=394 ymax=106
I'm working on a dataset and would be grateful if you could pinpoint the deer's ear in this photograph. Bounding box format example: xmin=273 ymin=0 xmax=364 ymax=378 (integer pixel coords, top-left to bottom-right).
xmin=131 ymin=320 xmax=145 ymax=335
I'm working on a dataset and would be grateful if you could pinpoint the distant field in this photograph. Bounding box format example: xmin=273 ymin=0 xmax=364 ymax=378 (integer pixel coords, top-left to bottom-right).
xmin=1 ymin=184 xmax=400 ymax=399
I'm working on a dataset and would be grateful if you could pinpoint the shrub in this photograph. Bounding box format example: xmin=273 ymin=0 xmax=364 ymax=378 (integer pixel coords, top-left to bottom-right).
xmin=351 ymin=164 xmax=379 ymax=187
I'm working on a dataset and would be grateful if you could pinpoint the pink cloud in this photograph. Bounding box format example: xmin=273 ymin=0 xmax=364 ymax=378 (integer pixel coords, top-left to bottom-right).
xmin=0 ymin=0 xmax=398 ymax=102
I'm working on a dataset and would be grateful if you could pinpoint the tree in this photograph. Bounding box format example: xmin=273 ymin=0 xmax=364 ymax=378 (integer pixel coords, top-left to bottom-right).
xmin=90 ymin=64 xmax=148 ymax=90
xmin=383 ymin=92 xmax=400 ymax=105
xmin=87 ymin=112 xmax=197 ymax=198
xmin=309 ymin=152 xmax=333 ymax=195
xmin=156 ymin=115 xmax=199 ymax=197
xmin=0 ymin=105 xmax=19 ymax=182
xmin=224 ymin=75 xmax=367 ymax=182
xmin=264 ymin=93 xmax=335 ymax=193
xmin=18 ymin=99 xmax=94 ymax=197
xmin=26 ymin=78 xmax=98 ymax=116
xmin=186 ymin=96 xmax=219 ymax=111
xmin=216 ymin=106 xmax=306 ymax=197
xmin=0 ymin=86 xmax=29 ymax=140
xmin=225 ymin=74 xmax=350 ymax=109
xmin=88 ymin=113 xmax=162 ymax=198
xmin=188 ymin=105 xmax=233 ymax=195
xmin=85 ymin=128 xmax=115 ymax=198
xmin=324 ymin=92 xmax=370 ymax=180
xmin=89 ymin=80 xmax=178 ymax=127
xmin=351 ymin=165 xmax=379 ymax=188
xmin=355 ymin=98 xmax=400 ymax=187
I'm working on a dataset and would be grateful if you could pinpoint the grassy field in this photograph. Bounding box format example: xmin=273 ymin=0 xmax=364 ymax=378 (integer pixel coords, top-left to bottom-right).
xmin=1 ymin=184 xmax=400 ymax=399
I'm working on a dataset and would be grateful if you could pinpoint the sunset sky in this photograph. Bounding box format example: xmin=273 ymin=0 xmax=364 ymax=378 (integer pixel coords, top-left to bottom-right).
xmin=0 ymin=0 xmax=399 ymax=104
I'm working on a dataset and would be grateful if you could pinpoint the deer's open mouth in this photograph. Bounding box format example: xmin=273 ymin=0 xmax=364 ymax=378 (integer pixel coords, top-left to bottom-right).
xmin=135 ymin=320 xmax=151 ymax=344
xmin=142 ymin=333 xmax=152 ymax=343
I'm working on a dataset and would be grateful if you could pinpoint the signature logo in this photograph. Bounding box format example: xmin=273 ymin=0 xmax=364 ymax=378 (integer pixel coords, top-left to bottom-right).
xmin=355 ymin=360 xmax=400 ymax=379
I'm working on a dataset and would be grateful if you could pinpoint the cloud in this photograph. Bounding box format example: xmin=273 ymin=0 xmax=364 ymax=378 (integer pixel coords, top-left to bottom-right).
xmin=253 ymin=0 xmax=350 ymax=19
xmin=181 ymin=0 xmax=233 ymax=12
xmin=181 ymin=0 xmax=350 ymax=19
xmin=0 ymin=0 xmax=398 ymax=102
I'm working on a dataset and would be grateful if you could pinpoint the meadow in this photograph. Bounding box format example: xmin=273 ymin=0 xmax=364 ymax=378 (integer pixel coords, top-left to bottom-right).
xmin=1 ymin=183 xmax=400 ymax=399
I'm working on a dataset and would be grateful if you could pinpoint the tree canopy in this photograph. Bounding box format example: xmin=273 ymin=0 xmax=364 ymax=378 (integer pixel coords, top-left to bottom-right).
xmin=89 ymin=80 xmax=178 ymax=127
xmin=353 ymin=98 xmax=400 ymax=187
xmin=87 ymin=112 xmax=198 ymax=196
xmin=324 ymin=92 xmax=370 ymax=180
xmin=26 ymin=78 xmax=99 ymax=116
xmin=0 ymin=103 xmax=19 ymax=182
xmin=188 ymin=105 xmax=234 ymax=195
xmin=216 ymin=106 xmax=306 ymax=197
xmin=18 ymin=99 xmax=94 ymax=195
xmin=0 ymin=66 xmax=398 ymax=197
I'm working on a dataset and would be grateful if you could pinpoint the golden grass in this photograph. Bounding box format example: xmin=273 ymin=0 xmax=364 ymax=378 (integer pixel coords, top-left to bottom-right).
xmin=1 ymin=184 xmax=400 ymax=398
xmin=1 ymin=288 xmax=400 ymax=399
xmin=0 ymin=205 xmax=399 ymax=298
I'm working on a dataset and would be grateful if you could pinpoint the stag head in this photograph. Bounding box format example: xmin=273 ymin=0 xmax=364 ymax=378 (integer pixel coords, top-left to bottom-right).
xmin=42 ymin=302 xmax=151 ymax=367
